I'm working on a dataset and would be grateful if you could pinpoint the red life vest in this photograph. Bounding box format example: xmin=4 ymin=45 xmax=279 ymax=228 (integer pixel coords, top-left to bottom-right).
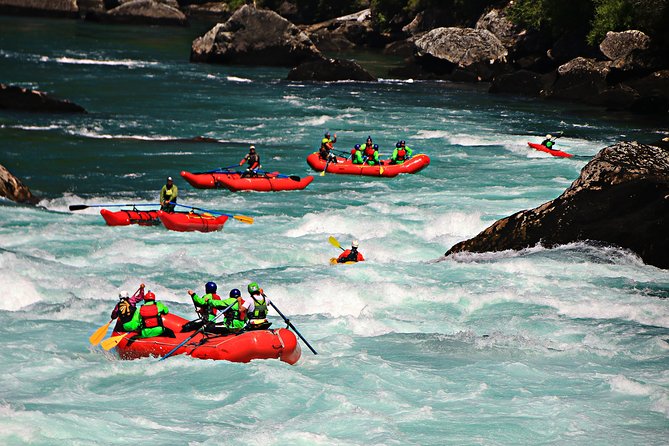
xmin=364 ymin=147 xmax=375 ymax=158
xmin=140 ymin=303 xmax=162 ymax=329
xmin=195 ymin=293 xmax=221 ymax=319
xmin=397 ymin=148 xmax=407 ymax=160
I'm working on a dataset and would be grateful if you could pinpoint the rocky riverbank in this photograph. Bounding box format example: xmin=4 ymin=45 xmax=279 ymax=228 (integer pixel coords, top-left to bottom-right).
xmin=0 ymin=163 xmax=38 ymax=204
xmin=445 ymin=141 xmax=669 ymax=269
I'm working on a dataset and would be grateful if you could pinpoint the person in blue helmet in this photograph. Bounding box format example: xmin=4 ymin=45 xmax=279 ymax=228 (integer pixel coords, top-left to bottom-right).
xmin=185 ymin=287 xmax=247 ymax=334
xmin=351 ymin=144 xmax=363 ymax=164
xmin=391 ymin=140 xmax=413 ymax=164
xmin=182 ymin=281 xmax=222 ymax=332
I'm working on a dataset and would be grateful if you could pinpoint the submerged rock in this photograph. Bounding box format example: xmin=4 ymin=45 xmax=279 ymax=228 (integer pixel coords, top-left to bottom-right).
xmin=0 ymin=164 xmax=38 ymax=205
xmin=191 ymin=4 xmax=321 ymax=66
xmin=0 ymin=84 xmax=86 ymax=113
xmin=445 ymin=142 xmax=669 ymax=269
xmin=287 ymin=58 xmax=376 ymax=82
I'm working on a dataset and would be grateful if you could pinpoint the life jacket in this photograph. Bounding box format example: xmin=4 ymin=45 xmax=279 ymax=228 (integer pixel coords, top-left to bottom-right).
xmin=245 ymin=153 xmax=260 ymax=168
xmin=117 ymin=298 xmax=135 ymax=324
xmin=249 ymin=294 xmax=268 ymax=320
xmin=339 ymin=249 xmax=360 ymax=263
xmin=364 ymin=146 xmax=375 ymax=158
xmin=223 ymin=298 xmax=244 ymax=325
xmin=139 ymin=302 xmax=163 ymax=329
xmin=396 ymin=148 xmax=407 ymax=160
xmin=195 ymin=293 xmax=221 ymax=320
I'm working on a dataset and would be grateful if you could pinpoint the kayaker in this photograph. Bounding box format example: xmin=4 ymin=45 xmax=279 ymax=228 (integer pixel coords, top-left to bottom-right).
xmin=239 ymin=145 xmax=261 ymax=178
xmin=319 ymin=131 xmax=338 ymax=163
xmin=337 ymin=240 xmax=365 ymax=263
xmin=351 ymin=144 xmax=364 ymax=164
xmin=182 ymin=281 xmax=221 ymax=332
xmin=245 ymin=282 xmax=272 ymax=330
xmin=186 ymin=286 xmax=247 ymax=334
xmin=110 ymin=284 xmax=145 ymax=331
xmin=391 ymin=140 xmax=413 ymax=165
xmin=160 ymin=177 xmax=178 ymax=212
xmin=123 ymin=291 xmax=174 ymax=338
xmin=541 ymin=134 xmax=556 ymax=149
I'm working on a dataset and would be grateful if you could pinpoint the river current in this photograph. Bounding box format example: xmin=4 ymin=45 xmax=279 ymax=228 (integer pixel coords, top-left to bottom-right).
xmin=1 ymin=17 xmax=668 ymax=445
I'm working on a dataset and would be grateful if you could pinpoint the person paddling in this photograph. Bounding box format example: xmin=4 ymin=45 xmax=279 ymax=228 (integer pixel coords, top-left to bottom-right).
xmin=187 ymin=286 xmax=247 ymax=334
xmin=541 ymin=134 xmax=558 ymax=149
xmin=182 ymin=281 xmax=222 ymax=332
xmin=319 ymin=131 xmax=338 ymax=163
xmin=351 ymin=144 xmax=364 ymax=164
xmin=337 ymin=240 xmax=365 ymax=263
xmin=391 ymin=140 xmax=413 ymax=164
xmin=160 ymin=176 xmax=178 ymax=212
xmin=110 ymin=284 xmax=145 ymax=331
xmin=123 ymin=291 xmax=174 ymax=338
xmin=245 ymin=282 xmax=272 ymax=330
xmin=239 ymin=145 xmax=261 ymax=178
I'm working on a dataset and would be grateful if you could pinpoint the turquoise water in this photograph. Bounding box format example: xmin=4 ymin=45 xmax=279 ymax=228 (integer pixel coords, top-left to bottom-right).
xmin=1 ymin=17 xmax=668 ymax=445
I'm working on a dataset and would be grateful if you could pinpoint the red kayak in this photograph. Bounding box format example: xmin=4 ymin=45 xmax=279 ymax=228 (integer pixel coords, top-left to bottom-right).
xmin=113 ymin=313 xmax=301 ymax=364
xmin=180 ymin=170 xmax=314 ymax=192
xmin=306 ymin=153 xmax=430 ymax=177
xmin=158 ymin=210 xmax=228 ymax=232
xmin=527 ymin=142 xmax=573 ymax=158
xmin=100 ymin=208 xmax=160 ymax=226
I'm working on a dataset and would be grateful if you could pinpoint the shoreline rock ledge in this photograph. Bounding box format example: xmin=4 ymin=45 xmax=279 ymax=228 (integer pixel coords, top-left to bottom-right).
xmin=0 ymin=164 xmax=38 ymax=204
xmin=445 ymin=141 xmax=669 ymax=269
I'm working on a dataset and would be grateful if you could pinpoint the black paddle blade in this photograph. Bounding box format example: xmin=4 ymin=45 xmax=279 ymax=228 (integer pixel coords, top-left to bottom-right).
xmin=69 ymin=204 xmax=88 ymax=211
xmin=289 ymin=175 xmax=301 ymax=181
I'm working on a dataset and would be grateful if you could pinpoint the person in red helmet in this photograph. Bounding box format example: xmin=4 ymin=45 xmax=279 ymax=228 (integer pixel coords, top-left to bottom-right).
xmin=123 ymin=290 xmax=173 ymax=338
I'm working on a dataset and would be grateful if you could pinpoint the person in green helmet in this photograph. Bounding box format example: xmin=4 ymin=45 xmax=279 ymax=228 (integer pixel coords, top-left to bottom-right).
xmin=187 ymin=286 xmax=246 ymax=334
xmin=123 ymin=291 xmax=174 ymax=338
xmin=245 ymin=282 xmax=272 ymax=330
xmin=391 ymin=140 xmax=413 ymax=164
xmin=160 ymin=176 xmax=178 ymax=212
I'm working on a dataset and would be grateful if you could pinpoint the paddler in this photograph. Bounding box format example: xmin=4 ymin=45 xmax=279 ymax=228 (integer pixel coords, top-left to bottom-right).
xmin=160 ymin=176 xmax=178 ymax=212
xmin=541 ymin=134 xmax=556 ymax=149
xmin=182 ymin=281 xmax=221 ymax=332
xmin=187 ymin=285 xmax=247 ymax=334
xmin=239 ymin=145 xmax=261 ymax=178
xmin=244 ymin=282 xmax=272 ymax=330
xmin=319 ymin=131 xmax=338 ymax=163
xmin=123 ymin=291 xmax=174 ymax=338
xmin=390 ymin=140 xmax=413 ymax=165
xmin=110 ymin=284 xmax=145 ymax=331
xmin=337 ymin=240 xmax=365 ymax=263
xmin=351 ymin=144 xmax=364 ymax=164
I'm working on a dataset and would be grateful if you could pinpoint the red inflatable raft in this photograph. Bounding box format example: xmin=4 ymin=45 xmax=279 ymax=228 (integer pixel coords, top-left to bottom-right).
xmin=158 ymin=210 xmax=228 ymax=232
xmin=527 ymin=142 xmax=574 ymax=158
xmin=100 ymin=208 xmax=160 ymax=226
xmin=180 ymin=170 xmax=314 ymax=192
xmin=306 ymin=153 xmax=430 ymax=177
xmin=113 ymin=314 xmax=301 ymax=364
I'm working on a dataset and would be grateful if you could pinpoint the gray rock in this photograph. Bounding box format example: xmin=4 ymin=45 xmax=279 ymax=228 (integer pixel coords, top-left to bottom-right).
xmin=489 ymin=70 xmax=555 ymax=97
xmin=0 ymin=0 xmax=78 ymax=17
xmin=0 ymin=83 xmax=86 ymax=113
xmin=0 ymin=164 xmax=38 ymax=205
xmin=181 ymin=1 xmax=230 ymax=23
xmin=414 ymin=27 xmax=508 ymax=81
xmin=600 ymin=30 xmax=650 ymax=61
xmin=106 ymin=0 xmax=187 ymax=26
xmin=445 ymin=141 xmax=669 ymax=269
xmin=549 ymin=57 xmax=611 ymax=102
xmin=475 ymin=8 xmax=519 ymax=49
xmin=287 ymin=58 xmax=376 ymax=82
xmin=191 ymin=4 xmax=321 ymax=66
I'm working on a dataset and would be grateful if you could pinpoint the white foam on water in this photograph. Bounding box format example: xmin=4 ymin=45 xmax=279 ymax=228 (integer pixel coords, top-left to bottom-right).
xmin=0 ymin=254 xmax=42 ymax=311
xmin=47 ymin=56 xmax=159 ymax=68
xmin=226 ymin=75 xmax=252 ymax=83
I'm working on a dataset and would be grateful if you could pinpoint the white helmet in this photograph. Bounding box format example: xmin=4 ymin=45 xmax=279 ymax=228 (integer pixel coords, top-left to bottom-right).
xmin=119 ymin=290 xmax=129 ymax=299
xmin=546 ymin=134 xmax=552 ymax=139
xmin=352 ymin=240 xmax=359 ymax=248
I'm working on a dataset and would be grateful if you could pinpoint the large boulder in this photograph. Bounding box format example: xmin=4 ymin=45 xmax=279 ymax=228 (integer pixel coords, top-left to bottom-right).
xmin=600 ymin=30 xmax=650 ymax=61
xmin=445 ymin=141 xmax=669 ymax=269
xmin=414 ymin=27 xmax=508 ymax=81
xmin=0 ymin=84 xmax=86 ymax=113
xmin=475 ymin=8 xmax=519 ymax=50
xmin=0 ymin=164 xmax=38 ymax=205
xmin=287 ymin=58 xmax=376 ymax=82
xmin=191 ymin=4 xmax=322 ymax=66
xmin=104 ymin=0 xmax=187 ymax=26
xmin=181 ymin=1 xmax=230 ymax=23
xmin=548 ymin=57 xmax=611 ymax=102
xmin=0 ymin=0 xmax=78 ymax=17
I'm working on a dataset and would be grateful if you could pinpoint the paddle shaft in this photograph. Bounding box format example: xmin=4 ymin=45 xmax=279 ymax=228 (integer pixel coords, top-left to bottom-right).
xmin=268 ymin=299 xmax=317 ymax=355
xmin=70 ymin=203 xmax=160 ymax=211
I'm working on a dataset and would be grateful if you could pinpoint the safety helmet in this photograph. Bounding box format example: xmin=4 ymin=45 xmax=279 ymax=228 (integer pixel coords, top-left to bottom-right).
xmin=396 ymin=142 xmax=401 ymax=148
xmin=354 ymin=144 xmax=360 ymax=149
xmin=546 ymin=134 xmax=552 ymax=139
xmin=145 ymin=291 xmax=156 ymax=301
xmin=119 ymin=290 xmax=129 ymax=299
xmin=373 ymin=144 xmax=378 ymax=149
xmin=324 ymin=131 xmax=330 ymax=137
xmin=352 ymin=240 xmax=359 ymax=248
xmin=229 ymin=288 xmax=241 ymax=298
xmin=205 ymin=281 xmax=217 ymax=294
xmin=248 ymin=282 xmax=260 ymax=294
xmin=249 ymin=145 xmax=256 ymax=151
xmin=400 ymin=140 xmax=406 ymax=145
xmin=167 ymin=176 xmax=173 ymax=182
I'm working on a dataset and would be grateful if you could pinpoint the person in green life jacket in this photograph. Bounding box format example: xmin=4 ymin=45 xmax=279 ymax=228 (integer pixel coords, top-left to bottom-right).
xmin=245 ymin=282 xmax=272 ymax=330
xmin=540 ymin=134 xmax=556 ymax=149
xmin=181 ymin=281 xmax=221 ymax=332
xmin=391 ymin=140 xmax=413 ymax=164
xmin=160 ymin=176 xmax=177 ymax=212
xmin=123 ymin=291 xmax=174 ymax=338
xmin=362 ymin=141 xmax=380 ymax=166
xmin=319 ymin=131 xmax=338 ymax=163
xmin=351 ymin=144 xmax=364 ymax=164
xmin=187 ymin=283 xmax=247 ymax=334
